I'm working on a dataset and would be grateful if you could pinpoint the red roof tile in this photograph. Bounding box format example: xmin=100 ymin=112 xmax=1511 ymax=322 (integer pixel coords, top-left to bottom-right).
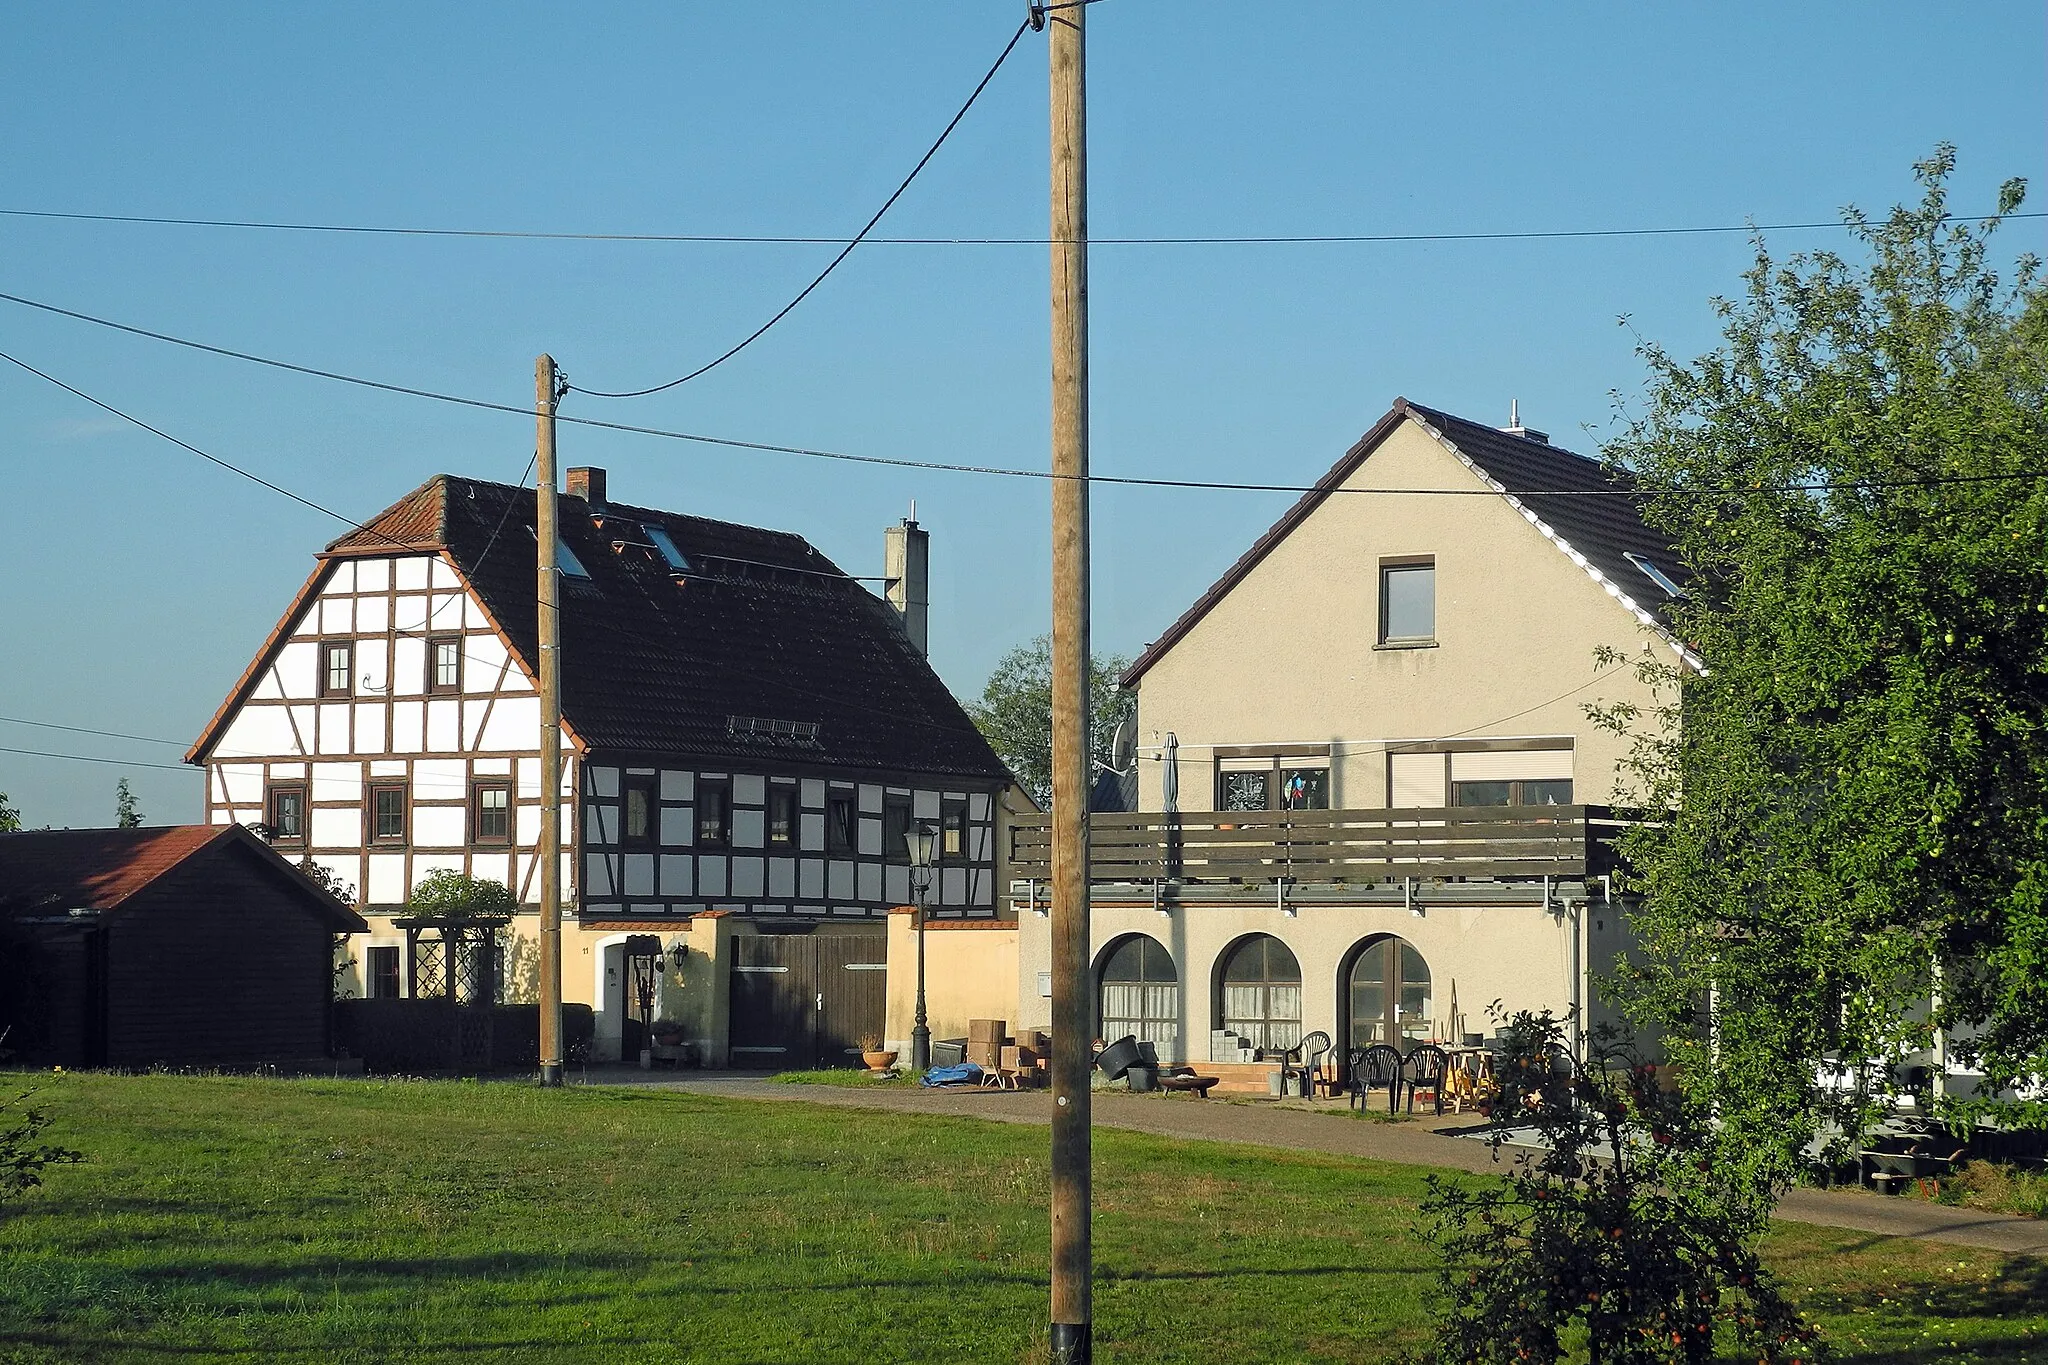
xmin=0 ymin=825 xmax=366 ymax=930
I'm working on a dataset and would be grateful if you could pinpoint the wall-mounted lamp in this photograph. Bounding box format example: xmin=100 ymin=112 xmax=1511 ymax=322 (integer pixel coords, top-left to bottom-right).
xmin=669 ymin=941 xmax=689 ymax=973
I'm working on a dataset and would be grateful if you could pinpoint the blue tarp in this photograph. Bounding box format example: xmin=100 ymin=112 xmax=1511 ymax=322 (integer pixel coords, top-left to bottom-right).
xmin=920 ymin=1063 xmax=984 ymax=1088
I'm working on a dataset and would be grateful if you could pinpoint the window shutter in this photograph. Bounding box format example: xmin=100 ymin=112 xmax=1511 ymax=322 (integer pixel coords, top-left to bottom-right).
xmin=1449 ymin=749 xmax=1573 ymax=782
xmin=1389 ymin=753 xmax=1446 ymax=807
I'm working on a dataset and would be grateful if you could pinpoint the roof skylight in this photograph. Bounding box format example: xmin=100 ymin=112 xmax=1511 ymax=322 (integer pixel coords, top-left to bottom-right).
xmin=529 ymin=525 xmax=592 ymax=579
xmin=643 ymin=524 xmax=691 ymax=573
xmin=1624 ymin=551 xmax=1684 ymax=599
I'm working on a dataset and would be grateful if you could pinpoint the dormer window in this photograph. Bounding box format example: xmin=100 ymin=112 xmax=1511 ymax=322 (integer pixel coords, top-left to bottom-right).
xmin=321 ymin=641 xmax=354 ymax=697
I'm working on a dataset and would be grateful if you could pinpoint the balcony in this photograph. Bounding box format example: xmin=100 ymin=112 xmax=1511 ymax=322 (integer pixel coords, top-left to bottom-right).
xmin=1006 ymin=806 xmax=1623 ymax=891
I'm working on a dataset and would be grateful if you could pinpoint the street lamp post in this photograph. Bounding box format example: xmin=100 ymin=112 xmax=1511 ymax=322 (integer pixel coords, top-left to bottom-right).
xmin=908 ymin=819 xmax=940 ymax=1072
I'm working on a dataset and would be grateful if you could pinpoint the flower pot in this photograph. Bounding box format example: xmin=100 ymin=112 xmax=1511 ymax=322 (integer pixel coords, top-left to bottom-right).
xmin=862 ymin=1050 xmax=899 ymax=1074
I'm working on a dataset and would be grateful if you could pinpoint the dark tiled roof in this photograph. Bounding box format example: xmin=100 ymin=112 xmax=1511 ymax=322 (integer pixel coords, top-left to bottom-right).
xmin=1403 ymin=402 xmax=1688 ymax=629
xmin=0 ymin=825 xmax=367 ymax=931
xmin=1122 ymin=398 xmax=1686 ymax=687
xmin=332 ymin=477 xmax=1010 ymax=782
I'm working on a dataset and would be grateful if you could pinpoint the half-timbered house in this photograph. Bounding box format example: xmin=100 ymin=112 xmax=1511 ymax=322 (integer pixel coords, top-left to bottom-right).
xmin=187 ymin=467 xmax=1018 ymax=1063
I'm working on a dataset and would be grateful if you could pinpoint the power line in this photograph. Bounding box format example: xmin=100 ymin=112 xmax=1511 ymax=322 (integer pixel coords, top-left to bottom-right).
xmin=0 ymin=347 xmax=447 ymax=559
xmin=6 ymin=299 xmax=2047 ymax=502
xmin=0 ymin=744 xmax=195 ymax=773
xmin=569 ymin=17 xmax=1034 ymax=400
xmin=0 ymin=715 xmax=186 ymax=747
xmin=5 ymin=206 xmax=2038 ymax=248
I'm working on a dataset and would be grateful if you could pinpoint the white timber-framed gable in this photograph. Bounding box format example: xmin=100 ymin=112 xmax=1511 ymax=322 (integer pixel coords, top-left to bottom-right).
xmin=193 ymin=550 xmax=579 ymax=912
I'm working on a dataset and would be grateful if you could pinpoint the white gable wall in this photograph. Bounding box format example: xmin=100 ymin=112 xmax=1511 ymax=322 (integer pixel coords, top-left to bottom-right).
xmin=1134 ymin=419 xmax=1666 ymax=811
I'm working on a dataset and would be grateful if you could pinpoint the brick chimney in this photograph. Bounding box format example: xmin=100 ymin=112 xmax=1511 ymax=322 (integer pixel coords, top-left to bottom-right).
xmin=885 ymin=507 xmax=929 ymax=655
xmin=566 ymin=467 xmax=606 ymax=506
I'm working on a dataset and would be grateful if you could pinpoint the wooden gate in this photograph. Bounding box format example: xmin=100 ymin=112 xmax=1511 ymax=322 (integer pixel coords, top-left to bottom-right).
xmin=728 ymin=933 xmax=887 ymax=1069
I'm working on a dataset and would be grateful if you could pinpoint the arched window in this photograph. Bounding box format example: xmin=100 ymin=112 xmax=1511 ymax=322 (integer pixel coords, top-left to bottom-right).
xmin=1098 ymin=935 xmax=1178 ymax=1056
xmin=1218 ymin=934 xmax=1302 ymax=1051
xmin=1347 ymin=936 xmax=1432 ymax=1050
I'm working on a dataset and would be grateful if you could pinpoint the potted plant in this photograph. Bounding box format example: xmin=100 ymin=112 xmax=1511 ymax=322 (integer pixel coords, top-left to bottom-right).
xmin=858 ymin=1033 xmax=898 ymax=1074
xmin=651 ymin=1018 xmax=684 ymax=1047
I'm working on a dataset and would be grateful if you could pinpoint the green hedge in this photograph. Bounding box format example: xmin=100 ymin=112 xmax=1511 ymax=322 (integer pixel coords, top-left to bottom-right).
xmin=334 ymin=999 xmax=594 ymax=1074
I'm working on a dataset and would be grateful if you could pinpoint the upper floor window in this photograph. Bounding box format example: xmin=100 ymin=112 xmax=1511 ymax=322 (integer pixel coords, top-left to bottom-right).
xmin=940 ymin=799 xmax=968 ymax=861
xmin=697 ymin=780 xmax=732 ymax=849
xmin=1378 ymin=559 xmax=1435 ymax=645
xmin=826 ymin=793 xmax=857 ymax=855
xmin=368 ymin=781 xmax=409 ymax=844
xmin=1220 ymin=769 xmax=1269 ymax=812
xmin=1219 ymin=761 xmax=1329 ymax=812
xmin=265 ymin=782 xmax=308 ymax=845
xmin=472 ymin=782 xmax=512 ymax=845
xmin=882 ymin=796 xmax=913 ymax=865
xmin=622 ymin=776 xmax=656 ymax=846
xmin=767 ymin=787 xmax=798 ymax=849
xmin=321 ymin=641 xmax=354 ymax=697
xmin=429 ymin=637 xmax=462 ymax=693
xmin=1452 ymin=778 xmax=1574 ymax=807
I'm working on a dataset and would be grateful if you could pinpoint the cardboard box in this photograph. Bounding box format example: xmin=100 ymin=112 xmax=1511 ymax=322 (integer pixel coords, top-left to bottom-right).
xmin=1016 ymin=1029 xmax=1050 ymax=1054
xmin=968 ymin=1018 xmax=1008 ymax=1043
xmin=1001 ymin=1045 xmax=1038 ymax=1071
xmin=967 ymin=1042 xmax=1003 ymax=1067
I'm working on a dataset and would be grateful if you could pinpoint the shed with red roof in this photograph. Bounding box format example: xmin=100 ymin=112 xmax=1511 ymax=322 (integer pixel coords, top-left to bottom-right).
xmin=0 ymin=825 xmax=366 ymax=1069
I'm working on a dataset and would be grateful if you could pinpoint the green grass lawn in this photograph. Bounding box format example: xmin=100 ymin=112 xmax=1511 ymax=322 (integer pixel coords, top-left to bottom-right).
xmin=0 ymin=1075 xmax=2041 ymax=1364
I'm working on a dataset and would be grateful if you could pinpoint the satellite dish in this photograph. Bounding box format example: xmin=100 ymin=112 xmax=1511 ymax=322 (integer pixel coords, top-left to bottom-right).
xmin=1109 ymin=714 xmax=1138 ymax=773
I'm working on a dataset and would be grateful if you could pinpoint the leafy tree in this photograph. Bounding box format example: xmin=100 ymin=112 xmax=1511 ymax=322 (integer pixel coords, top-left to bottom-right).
xmin=114 ymin=779 xmax=142 ymax=829
xmin=1414 ymin=1011 xmax=1822 ymax=1365
xmin=966 ymin=635 xmax=1135 ymax=806
xmin=406 ymin=869 xmax=517 ymax=919
xmin=1 ymin=1079 xmax=83 ymax=1212
xmin=0 ymin=792 xmax=20 ymax=833
xmin=296 ymin=858 xmax=356 ymax=905
xmin=1594 ymin=146 xmax=2048 ymax=1157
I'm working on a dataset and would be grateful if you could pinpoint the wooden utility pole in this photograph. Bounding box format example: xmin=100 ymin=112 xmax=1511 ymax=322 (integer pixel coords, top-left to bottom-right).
xmin=1045 ymin=1 xmax=1091 ymax=1360
xmin=536 ymin=354 xmax=565 ymax=1088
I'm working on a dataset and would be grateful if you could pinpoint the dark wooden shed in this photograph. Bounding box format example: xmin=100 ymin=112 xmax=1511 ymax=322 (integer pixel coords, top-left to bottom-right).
xmin=0 ymin=825 xmax=367 ymax=1069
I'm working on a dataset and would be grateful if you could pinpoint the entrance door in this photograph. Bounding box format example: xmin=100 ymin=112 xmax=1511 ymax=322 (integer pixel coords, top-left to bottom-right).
xmin=1347 ymin=936 xmax=1433 ymax=1050
xmin=729 ymin=933 xmax=887 ymax=1068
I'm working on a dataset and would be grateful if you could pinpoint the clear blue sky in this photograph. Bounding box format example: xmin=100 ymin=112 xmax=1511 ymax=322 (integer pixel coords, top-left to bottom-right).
xmin=3 ymin=2 xmax=2043 ymax=829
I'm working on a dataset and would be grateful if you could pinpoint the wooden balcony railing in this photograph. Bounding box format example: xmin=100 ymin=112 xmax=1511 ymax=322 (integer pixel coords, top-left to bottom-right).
xmin=1006 ymin=806 xmax=1619 ymax=886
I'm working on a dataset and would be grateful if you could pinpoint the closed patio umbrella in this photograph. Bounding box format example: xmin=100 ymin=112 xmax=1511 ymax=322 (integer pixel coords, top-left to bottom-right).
xmin=1161 ymin=732 xmax=1180 ymax=881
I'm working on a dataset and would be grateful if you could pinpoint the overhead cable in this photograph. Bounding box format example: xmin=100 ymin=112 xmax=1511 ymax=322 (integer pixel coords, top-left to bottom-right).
xmin=569 ymin=16 xmax=1034 ymax=399
xmin=3 ymin=207 xmax=2038 ymax=248
xmin=0 ymin=744 xmax=196 ymax=773
xmin=4 ymin=293 xmax=2045 ymax=501
xmin=0 ymin=347 xmax=451 ymax=560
